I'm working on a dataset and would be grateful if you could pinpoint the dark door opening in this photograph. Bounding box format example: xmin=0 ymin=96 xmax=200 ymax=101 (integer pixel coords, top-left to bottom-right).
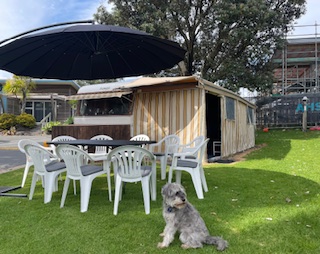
xmin=206 ymin=93 xmax=221 ymax=159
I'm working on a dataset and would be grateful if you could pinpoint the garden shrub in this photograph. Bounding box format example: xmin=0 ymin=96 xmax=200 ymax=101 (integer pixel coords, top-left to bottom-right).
xmin=64 ymin=116 xmax=74 ymax=125
xmin=16 ymin=113 xmax=36 ymax=128
xmin=42 ymin=121 xmax=61 ymax=133
xmin=0 ymin=113 xmax=16 ymax=130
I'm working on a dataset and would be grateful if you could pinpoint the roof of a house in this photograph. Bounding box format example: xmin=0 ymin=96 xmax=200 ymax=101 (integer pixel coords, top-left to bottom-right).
xmin=0 ymin=78 xmax=80 ymax=91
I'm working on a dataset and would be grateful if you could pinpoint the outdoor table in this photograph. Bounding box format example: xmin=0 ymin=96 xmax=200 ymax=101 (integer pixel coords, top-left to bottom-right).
xmin=46 ymin=139 xmax=156 ymax=148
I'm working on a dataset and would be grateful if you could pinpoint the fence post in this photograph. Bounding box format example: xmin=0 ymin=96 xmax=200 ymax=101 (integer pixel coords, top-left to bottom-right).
xmin=302 ymin=96 xmax=308 ymax=132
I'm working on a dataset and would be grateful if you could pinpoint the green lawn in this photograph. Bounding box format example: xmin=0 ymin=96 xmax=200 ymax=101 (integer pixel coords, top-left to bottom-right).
xmin=1 ymin=129 xmax=320 ymax=253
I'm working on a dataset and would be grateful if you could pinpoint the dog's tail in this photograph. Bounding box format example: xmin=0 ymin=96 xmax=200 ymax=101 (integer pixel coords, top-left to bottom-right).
xmin=205 ymin=236 xmax=228 ymax=251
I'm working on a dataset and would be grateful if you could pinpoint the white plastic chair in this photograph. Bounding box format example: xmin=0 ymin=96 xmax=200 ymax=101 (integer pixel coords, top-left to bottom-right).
xmin=148 ymin=134 xmax=180 ymax=180
xmin=178 ymin=136 xmax=205 ymax=159
xmin=18 ymin=139 xmax=52 ymax=188
xmin=130 ymin=134 xmax=150 ymax=148
xmin=56 ymin=145 xmax=112 ymax=213
xmin=24 ymin=144 xmax=66 ymax=203
xmin=168 ymin=138 xmax=209 ymax=199
xmin=88 ymin=134 xmax=113 ymax=159
xmin=107 ymin=145 xmax=156 ymax=215
xmin=50 ymin=135 xmax=76 ymax=156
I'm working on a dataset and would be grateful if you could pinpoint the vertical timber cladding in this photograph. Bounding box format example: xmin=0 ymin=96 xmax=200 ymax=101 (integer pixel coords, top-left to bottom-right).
xmin=221 ymin=96 xmax=237 ymax=157
xmin=221 ymin=96 xmax=255 ymax=157
xmin=133 ymin=88 xmax=206 ymax=152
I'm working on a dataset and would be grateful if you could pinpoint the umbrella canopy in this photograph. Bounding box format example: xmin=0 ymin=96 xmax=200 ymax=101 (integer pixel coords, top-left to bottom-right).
xmin=0 ymin=24 xmax=186 ymax=80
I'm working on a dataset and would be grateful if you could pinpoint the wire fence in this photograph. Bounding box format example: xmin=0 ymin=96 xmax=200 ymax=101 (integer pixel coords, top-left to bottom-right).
xmin=244 ymin=93 xmax=320 ymax=128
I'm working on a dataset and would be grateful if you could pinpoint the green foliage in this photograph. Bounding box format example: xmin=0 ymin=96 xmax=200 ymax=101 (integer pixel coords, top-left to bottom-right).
xmin=3 ymin=75 xmax=36 ymax=114
xmin=94 ymin=0 xmax=306 ymax=92
xmin=15 ymin=113 xmax=36 ymax=129
xmin=0 ymin=113 xmax=16 ymax=130
xmin=41 ymin=121 xmax=61 ymax=133
xmin=64 ymin=116 xmax=74 ymax=125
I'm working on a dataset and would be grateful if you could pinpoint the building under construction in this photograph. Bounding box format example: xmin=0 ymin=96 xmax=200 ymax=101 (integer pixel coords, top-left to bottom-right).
xmin=272 ymin=35 xmax=320 ymax=94
xmin=256 ymin=24 xmax=320 ymax=128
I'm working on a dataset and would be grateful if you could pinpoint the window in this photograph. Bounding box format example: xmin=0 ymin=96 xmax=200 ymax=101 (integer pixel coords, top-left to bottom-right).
xmin=247 ymin=106 xmax=254 ymax=124
xmin=226 ymin=97 xmax=235 ymax=120
xmin=79 ymin=95 xmax=133 ymax=116
xmin=25 ymin=101 xmax=52 ymax=122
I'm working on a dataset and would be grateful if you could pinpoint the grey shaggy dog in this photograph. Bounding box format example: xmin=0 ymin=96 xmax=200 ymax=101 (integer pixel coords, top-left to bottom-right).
xmin=157 ymin=183 xmax=228 ymax=251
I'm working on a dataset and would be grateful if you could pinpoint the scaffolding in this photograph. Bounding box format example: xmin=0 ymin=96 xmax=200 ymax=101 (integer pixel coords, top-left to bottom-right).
xmin=272 ymin=23 xmax=320 ymax=95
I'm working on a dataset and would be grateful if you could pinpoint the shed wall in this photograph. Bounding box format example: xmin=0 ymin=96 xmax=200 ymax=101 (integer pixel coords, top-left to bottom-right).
xmin=133 ymin=88 xmax=206 ymax=149
xmin=221 ymin=97 xmax=255 ymax=157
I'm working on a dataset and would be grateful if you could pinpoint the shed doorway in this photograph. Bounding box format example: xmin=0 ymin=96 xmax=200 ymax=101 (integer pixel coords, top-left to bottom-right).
xmin=206 ymin=93 xmax=221 ymax=159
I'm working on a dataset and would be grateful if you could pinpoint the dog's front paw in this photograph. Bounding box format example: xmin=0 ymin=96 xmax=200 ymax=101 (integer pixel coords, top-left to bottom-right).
xmin=181 ymin=244 xmax=191 ymax=249
xmin=159 ymin=232 xmax=165 ymax=237
xmin=157 ymin=242 xmax=168 ymax=249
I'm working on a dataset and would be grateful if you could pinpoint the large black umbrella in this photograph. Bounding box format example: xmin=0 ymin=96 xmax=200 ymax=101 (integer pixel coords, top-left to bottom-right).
xmin=0 ymin=23 xmax=186 ymax=80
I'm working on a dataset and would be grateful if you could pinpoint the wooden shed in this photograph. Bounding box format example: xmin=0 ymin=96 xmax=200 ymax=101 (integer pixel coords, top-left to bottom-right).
xmin=62 ymin=76 xmax=256 ymax=160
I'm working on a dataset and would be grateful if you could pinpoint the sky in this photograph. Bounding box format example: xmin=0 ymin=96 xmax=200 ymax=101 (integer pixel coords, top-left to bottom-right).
xmin=0 ymin=0 xmax=319 ymax=79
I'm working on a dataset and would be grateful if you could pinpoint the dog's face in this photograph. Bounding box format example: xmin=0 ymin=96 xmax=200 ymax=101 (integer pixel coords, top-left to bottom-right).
xmin=161 ymin=183 xmax=187 ymax=209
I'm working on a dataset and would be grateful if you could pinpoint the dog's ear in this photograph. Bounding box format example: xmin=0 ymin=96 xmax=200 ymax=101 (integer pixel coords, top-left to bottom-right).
xmin=161 ymin=183 xmax=169 ymax=196
xmin=179 ymin=184 xmax=186 ymax=194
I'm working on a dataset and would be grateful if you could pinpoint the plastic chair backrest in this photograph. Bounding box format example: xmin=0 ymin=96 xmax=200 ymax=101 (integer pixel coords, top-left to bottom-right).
xmin=90 ymin=134 xmax=113 ymax=154
xmin=180 ymin=136 xmax=205 ymax=153
xmin=130 ymin=134 xmax=150 ymax=141
xmin=51 ymin=135 xmax=76 ymax=155
xmin=107 ymin=145 xmax=155 ymax=180
xmin=56 ymin=145 xmax=91 ymax=178
xmin=130 ymin=134 xmax=150 ymax=148
xmin=52 ymin=135 xmax=76 ymax=142
xmin=197 ymin=138 xmax=210 ymax=164
xmin=164 ymin=134 xmax=180 ymax=154
xmin=24 ymin=144 xmax=54 ymax=174
xmin=18 ymin=139 xmax=41 ymax=154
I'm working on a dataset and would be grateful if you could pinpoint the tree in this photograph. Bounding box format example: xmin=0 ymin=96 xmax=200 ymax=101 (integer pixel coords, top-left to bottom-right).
xmin=94 ymin=0 xmax=306 ymax=93
xmin=3 ymin=75 xmax=36 ymax=114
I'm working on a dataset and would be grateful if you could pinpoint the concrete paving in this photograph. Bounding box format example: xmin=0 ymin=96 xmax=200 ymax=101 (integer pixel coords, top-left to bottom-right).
xmin=0 ymin=134 xmax=51 ymax=150
xmin=0 ymin=134 xmax=51 ymax=173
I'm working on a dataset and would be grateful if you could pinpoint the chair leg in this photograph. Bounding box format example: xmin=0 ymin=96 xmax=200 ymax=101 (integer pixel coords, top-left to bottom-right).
xmin=44 ymin=174 xmax=56 ymax=204
xmin=21 ymin=161 xmax=32 ymax=188
xmin=190 ymin=170 xmax=204 ymax=199
xmin=200 ymin=167 xmax=208 ymax=192
xmin=150 ymin=166 xmax=156 ymax=201
xmin=29 ymin=172 xmax=38 ymax=200
xmin=160 ymin=157 xmax=166 ymax=180
xmin=73 ymin=180 xmax=77 ymax=195
xmin=80 ymin=178 xmax=93 ymax=213
xmin=113 ymin=177 xmax=122 ymax=215
xmin=168 ymin=166 xmax=173 ymax=183
xmin=175 ymin=171 xmax=182 ymax=184
xmin=141 ymin=177 xmax=150 ymax=215
xmin=60 ymin=177 xmax=70 ymax=208
xmin=105 ymin=165 xmax=112 ymax=202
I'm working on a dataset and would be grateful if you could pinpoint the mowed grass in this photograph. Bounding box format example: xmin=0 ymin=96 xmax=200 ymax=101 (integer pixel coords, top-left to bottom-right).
xmin=1 ymin=129 xmax=320 ymax=253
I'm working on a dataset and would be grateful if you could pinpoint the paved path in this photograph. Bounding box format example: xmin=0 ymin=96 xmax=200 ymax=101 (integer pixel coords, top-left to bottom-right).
xmin=0 ymin=134 xmax=51 ymax=173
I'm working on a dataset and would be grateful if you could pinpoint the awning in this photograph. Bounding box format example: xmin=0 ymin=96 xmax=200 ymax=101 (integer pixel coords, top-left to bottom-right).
xmin=66 ymin=90 xmax=132 ymax=100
